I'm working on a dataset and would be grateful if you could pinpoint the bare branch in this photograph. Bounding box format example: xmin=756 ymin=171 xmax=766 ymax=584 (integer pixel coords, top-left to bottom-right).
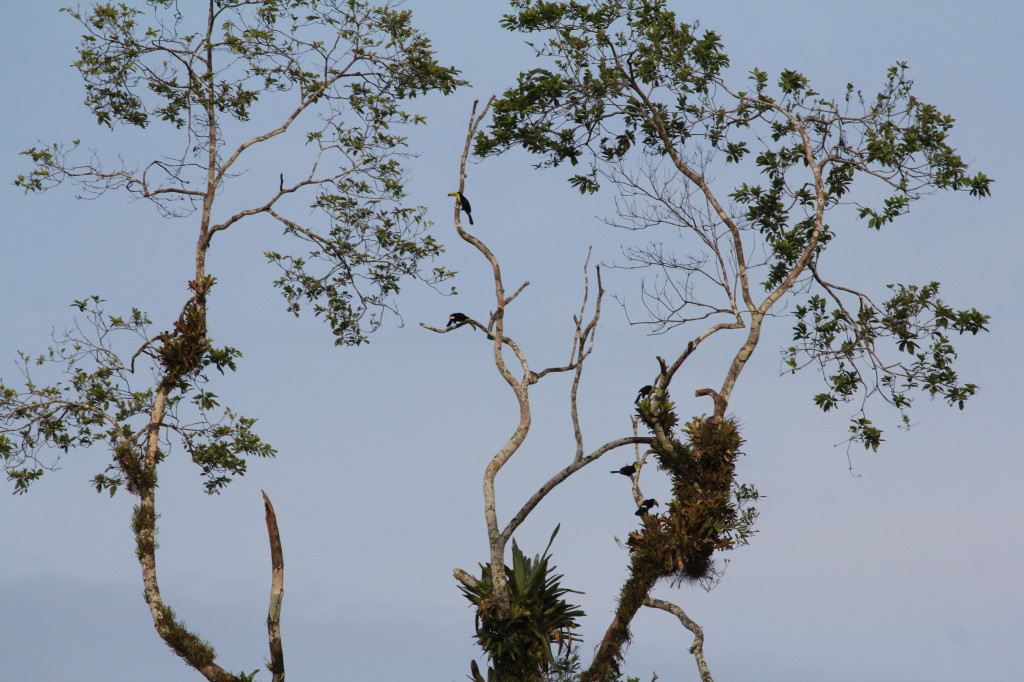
xmin=500 ymin=437 xmax=652 ymax=544
xmin=569 ymin=254 xmax=596 ymax=458
xmin=452 ymin=98 xmax=526 ymax=618
xmin=262 ymin=491 xmax=285 ymax=682
xmin=644 ymin=597 xmax=713 ymax=682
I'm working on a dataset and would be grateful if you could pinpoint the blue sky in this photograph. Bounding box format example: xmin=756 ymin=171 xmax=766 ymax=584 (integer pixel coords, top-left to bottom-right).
xmin=1 ymin=1 xmax=1022 ymax=680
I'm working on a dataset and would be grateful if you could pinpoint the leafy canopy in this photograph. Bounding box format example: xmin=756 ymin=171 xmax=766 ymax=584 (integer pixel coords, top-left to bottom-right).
xmin=479 ymin=0 xmax=991 ymax=449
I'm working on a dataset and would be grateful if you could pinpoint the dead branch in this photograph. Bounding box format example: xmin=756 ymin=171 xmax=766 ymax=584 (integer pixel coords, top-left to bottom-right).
xmin=263 ymin=491 xmax=285 ymax=682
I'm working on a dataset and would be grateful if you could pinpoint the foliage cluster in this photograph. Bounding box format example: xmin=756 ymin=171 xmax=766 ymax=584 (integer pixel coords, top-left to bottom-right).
xmin=631 ymin=403 xmax=757 ymax=583
xmin=461 ymin=528 xmax=585 ymax=682
xmin=15 ymin=0 xmax=465 ymax=346
xmin=0 ymin=294 xmax=272 ymax=496
xmin=479 ymin=0 xmax=991 ymax=449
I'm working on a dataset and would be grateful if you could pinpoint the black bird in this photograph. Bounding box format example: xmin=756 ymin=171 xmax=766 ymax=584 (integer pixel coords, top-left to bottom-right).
xmin=611 ymin=464 xmax=636 ymax=477
xmin=635 ymin=385 xmax=654 ymax=404
xmin=635 ymin=499 xmax=659 ymax=516
xmin=448 ymin=191 xmax=474 ymax=225
xmin=447 ymin=312 xmax=469 ymax=328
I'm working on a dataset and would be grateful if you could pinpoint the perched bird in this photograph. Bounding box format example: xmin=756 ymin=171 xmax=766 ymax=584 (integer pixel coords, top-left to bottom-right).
xmin=635 ymin=385 xmax=654 ymax=404
xmin=448 ymin=191 xmax=474 ymax=225
xmin=447 ymin=312 xmax=469 ymax=328
xmin=635 ymin=499 xmax=659 ymax=516
xmin=611 ymin=464 xmax=636 ymax=477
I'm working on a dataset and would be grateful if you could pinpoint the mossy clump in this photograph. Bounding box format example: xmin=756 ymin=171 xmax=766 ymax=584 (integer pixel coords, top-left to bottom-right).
xmin=630 ymin=398 xmax=753 ymax=583
xmin=158 ymin=604 xmax=217 ymax=671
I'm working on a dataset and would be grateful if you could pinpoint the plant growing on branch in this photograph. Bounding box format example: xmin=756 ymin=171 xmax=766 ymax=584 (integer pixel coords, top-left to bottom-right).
xmin=433 ymin=99 xmax=756 ymax=682
xmin=427 ymin=99 xmax=658 ymax=681
xmin=469 ymin=0 xmax=991 ymax=678
xmin=460 ymin=527 xmax=585 ymax=682
xmin=4 ymin=1 xmax=462 ymax=680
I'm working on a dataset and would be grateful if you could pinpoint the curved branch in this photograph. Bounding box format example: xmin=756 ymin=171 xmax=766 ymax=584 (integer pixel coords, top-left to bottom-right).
xmin=643 ymin=597 xmax=713 ymax=682
xmin=454 ymin=98 xmax=502 ymax=305
xmin=135 ymin=389 xmax=237 ymax=682
xmin=454 ymin=98 xmax=528 ymax=619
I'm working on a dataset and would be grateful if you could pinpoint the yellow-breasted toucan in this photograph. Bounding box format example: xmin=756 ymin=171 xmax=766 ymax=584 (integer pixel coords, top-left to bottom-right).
xmin=448 ymin=191 xmax=473 ymax=225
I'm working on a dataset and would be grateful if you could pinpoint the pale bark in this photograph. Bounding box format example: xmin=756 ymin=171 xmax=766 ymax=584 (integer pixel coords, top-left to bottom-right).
xmin=446 ymin=100 xmax=654 ymax=620
xmin=644 ymin=597 xmax=713 ymax=682
xmin=263 ymin=491 xmax=285 ymax=682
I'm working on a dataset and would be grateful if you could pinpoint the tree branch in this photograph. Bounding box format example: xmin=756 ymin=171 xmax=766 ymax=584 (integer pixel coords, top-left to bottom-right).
xmin=262 ymin=490 xmax=285 ymax=682
xmin=499 ymin=436 xmax=653 ymax=544
xmin=643 ymin=597 xmax=713 ymax=682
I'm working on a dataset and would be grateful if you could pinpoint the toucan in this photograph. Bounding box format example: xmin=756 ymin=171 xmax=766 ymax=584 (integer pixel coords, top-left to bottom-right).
xmin=635 ymin=498 xmax=659 ymax=516
xmin=448 ymin=191 xmax=474 ymax=225
xmin=611 ymin=464 xmax=636 ymax=477
xmin=635 ymin=385 xmax=654 ymax=404
xmin=448 ymin=312 xmax=469 ymax=328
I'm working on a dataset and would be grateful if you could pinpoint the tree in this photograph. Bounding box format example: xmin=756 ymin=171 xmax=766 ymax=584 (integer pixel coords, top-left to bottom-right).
xmin=1 ymin=2 xmax=997 ymax=680
xmin=2 ymin=1 xmax=462 ymax=680
xmin=441 ymin=99 xmax=755 ymax=682
xmin=435 ymin=100 xmax=641 ymax=682
xmin=447 ymin=0 xmax=991 ymax=679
